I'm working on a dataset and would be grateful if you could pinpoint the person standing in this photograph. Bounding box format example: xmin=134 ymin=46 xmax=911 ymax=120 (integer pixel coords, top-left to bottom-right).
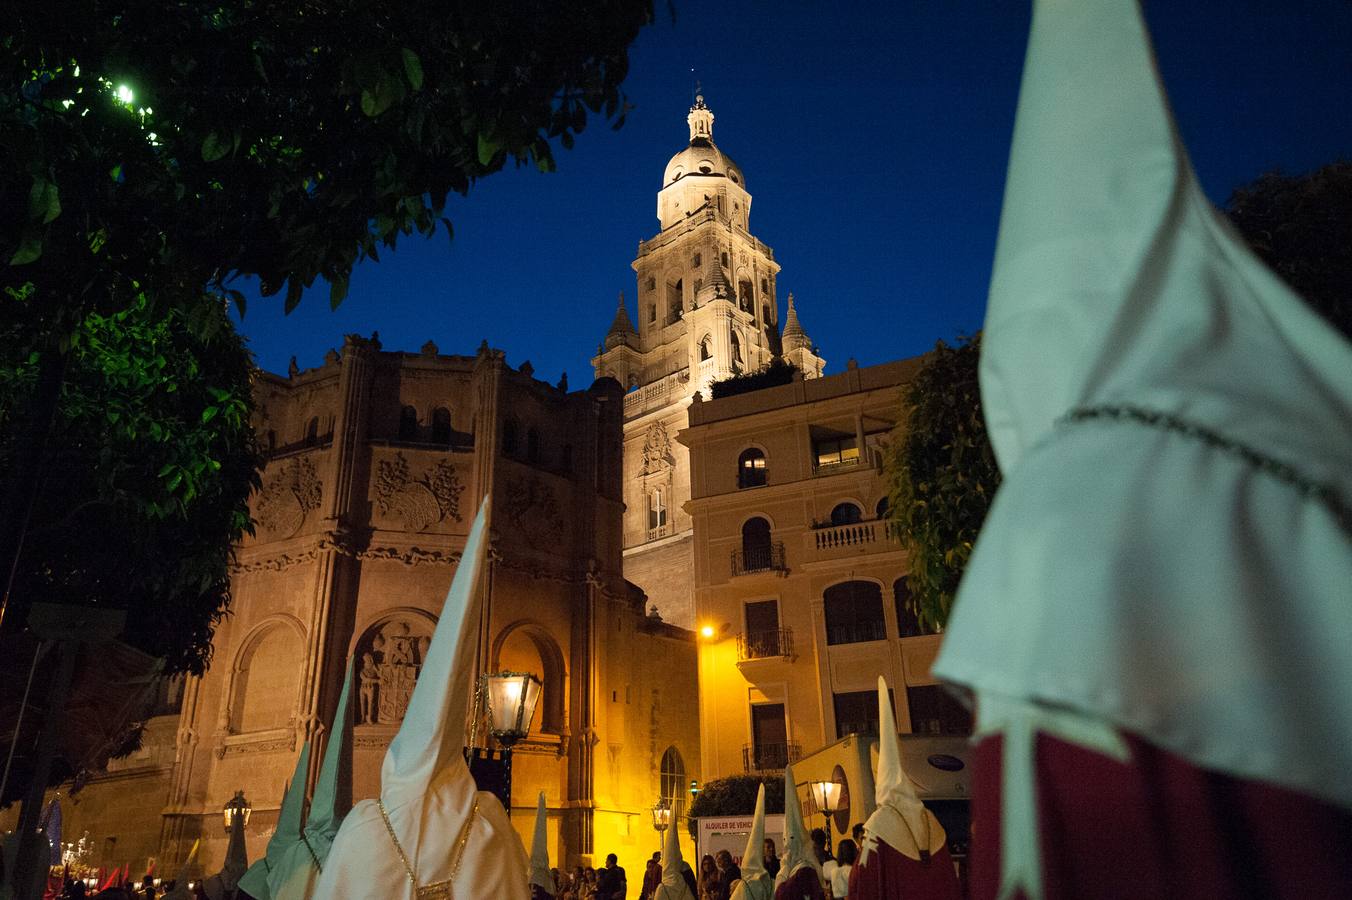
xmin=597 ymin=854 xmax=627 ymax=900
xmin=697 ymin=855 xmax=720 ymax=900
xmin=761 ymin=840 xmax=780 ymax=881
xmin=820 ymin=841 xmax=855 ymax=899
xmin=714 ymin=850 xmax=740 ymax=900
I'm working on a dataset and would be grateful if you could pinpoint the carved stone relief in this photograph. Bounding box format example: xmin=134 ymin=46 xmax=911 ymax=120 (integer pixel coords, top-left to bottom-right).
xmin=640 ymin=422 xmax=673 ymax=475
xmin=356 ymin=618 xmax=434 ymax=725
xmin=255 ymin=457 xmax=323 ymax=538
xmin=501 ymin=476 xmax=564 ymax=540
xmin=375 ymin=452 xmax=465 ymax=531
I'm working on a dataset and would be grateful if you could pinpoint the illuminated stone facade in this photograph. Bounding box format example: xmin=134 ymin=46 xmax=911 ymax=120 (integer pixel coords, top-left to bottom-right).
xmin=679 ymin=359 xmax=971 ymax=797
xmin=9 ymin=340 xmax=700 ymax=883
xmin=593 ymin=95 xmax=825 ymax=631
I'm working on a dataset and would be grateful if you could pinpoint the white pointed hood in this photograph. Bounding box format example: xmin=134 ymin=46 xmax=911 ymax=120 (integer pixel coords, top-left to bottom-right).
xmin=934 ymin=0 xmax=1352 ymax=819
xmin=652 ymin=808 xmax=695 ymax=900
xmin=314 ymin=500 xmax=529 ymax=900
xmin=528 ymin=792 xmax=552 ymax=895
xmin=160 ymin=839 xmax=200 ymax=900
xmin=729 ymin=785 xmax=773 ymax=900
xmin=860 ymin=677 xmax=946 ymax=864
xmin=774 ymin=765 xmax=820 ymax=889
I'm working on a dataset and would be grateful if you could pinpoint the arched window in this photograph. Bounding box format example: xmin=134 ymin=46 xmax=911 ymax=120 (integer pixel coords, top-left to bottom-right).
xmin=304 ymin=417 xmax=319 ymax=446
xmin=894 ymin=576 xmax=933 ymax=638
xmin=398 ymin=406 xmax=418 ymax=441
xmin=494 ymin=625 xmax=566 ymax=735
xmin=731 ymin=332 xmax=743 ymax=366
xmin=502 ymin=418 xmax=519 ymax=455
xmin=700 ymin=336 xmax=712 ymax=361
xmin=232 ymin=623 xmax=303 ymax=733
xmin=738 ymin=280 xmax=753 ymax=311
xmin=740 ymin=516 xmax=774 ymax=572
xmin=830 ymin=502 xmax=863 ymax=526
xmin=431 ymin=407 xmax=452 ymax=444
xmin=648 ymin=488 xmax=667 ymax=532
xmin=875 ymin=497 xmax=890 ymax=520
xmin=823 ymin=580 xmax=886 ymax=645
xmin=738 ymin=448 xmax=767 ymax=488
xmin=660 ymin=746 xmax=687 ymax=816
xmin=527 ymin=427 xmax=541 ymax=464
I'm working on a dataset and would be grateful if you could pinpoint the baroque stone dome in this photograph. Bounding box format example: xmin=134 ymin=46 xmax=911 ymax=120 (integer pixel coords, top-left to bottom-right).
xmin=661 ymin=95 xmax=745 ymax=188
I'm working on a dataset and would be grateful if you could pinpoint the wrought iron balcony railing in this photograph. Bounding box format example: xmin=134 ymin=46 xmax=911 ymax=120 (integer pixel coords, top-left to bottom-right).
xmin=731 ymin=542 xmax=786 ymax=576
xmin=742 ymin=741 xmax=802 ymax=774
xmin=737 ymin=627 xmax=793 ymax=662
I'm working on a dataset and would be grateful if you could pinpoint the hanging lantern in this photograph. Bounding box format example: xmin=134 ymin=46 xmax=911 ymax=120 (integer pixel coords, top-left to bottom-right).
xmin=483 ymin=671 xmax=543 ymax=749
xmin=222 ymin=790 xmax=252 ymax=832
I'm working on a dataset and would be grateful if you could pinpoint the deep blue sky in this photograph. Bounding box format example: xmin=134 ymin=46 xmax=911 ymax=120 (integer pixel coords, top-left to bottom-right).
xmin=234 ymin=1 xmax=1352 ymax=383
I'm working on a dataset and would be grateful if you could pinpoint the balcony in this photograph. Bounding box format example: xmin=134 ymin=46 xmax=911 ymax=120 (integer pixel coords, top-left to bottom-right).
xmin=814 ymin=520 xmax=881 ymax=552
xmin=825 ymin=620 xmax=887 ymax=646
xmin=737 ymin=627 xmax=794 ymax=662
xmin=731 ymin=542 xmax=786 ymax=577
xmin=742 ymin=741 xmax=802 ymax=774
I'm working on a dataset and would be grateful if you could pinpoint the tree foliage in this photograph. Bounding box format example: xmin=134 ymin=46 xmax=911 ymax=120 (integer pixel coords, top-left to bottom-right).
xmin=3 ymin=0 xmax=654 ymax=333
xmin=710 ymin=357 xmax=800 ymax=400
xmin=0 ymin=284 xmax=261 ymax=675
xmin=1225 ymin=160 xmax=1352 ymax=341
xmin=686 ymin=774 xmax=785 ymax=839
xmin=884 ymin=336 xmax=999 ymax=633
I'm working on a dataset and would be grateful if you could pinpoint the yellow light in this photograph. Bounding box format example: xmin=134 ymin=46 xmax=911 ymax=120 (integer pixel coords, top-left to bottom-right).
xmin=700 ymin=625 xmax=715 ymax=639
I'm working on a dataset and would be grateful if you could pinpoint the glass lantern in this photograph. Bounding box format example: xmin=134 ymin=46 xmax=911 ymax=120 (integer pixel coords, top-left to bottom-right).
xmin=222 ymin=790 xmax=252 ymax=832
xmin=483 ymin=671 xmax=543 ymax=749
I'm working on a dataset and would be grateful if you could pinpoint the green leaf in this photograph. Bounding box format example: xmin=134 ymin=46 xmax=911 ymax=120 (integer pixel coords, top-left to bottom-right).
xmin=202 ymin=132 xmax=231 ymax=161
xmin=28 ymin=179 xmax=61 ymax=224
xmin=401 ymin=48 xmax=423 ymax=90
xmin=329 ymin=274 xmax=349 ymax=310
xmin=477 ymin=132 xmax=499 ymax=166
xmin=9 ymin=232 xmax=42 ymax=265
xmin=201 ymin=406 xmax=219 ymax=424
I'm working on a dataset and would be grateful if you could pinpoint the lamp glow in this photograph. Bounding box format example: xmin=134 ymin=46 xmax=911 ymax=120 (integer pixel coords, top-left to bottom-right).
xmin=222 ymin=790 xmax=252 ymax=832
xmin=484 ymin=671 xmax=543 ymax=749
xmin=700 ymin=625 xmax=715 ymax=638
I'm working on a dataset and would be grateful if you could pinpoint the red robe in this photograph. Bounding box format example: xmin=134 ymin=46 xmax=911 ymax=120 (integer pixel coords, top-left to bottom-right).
xmin=773 ymin=865 xmax=824 ymax=900
xmin=848 ymin=840 xmax=961 ymax=900
xmin=970 ymin=732 xmax=1352 ymax=900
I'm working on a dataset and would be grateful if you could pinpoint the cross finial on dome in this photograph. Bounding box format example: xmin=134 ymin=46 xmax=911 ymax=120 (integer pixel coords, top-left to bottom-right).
xmin=688 ymin=91 xmax=714 ymax=143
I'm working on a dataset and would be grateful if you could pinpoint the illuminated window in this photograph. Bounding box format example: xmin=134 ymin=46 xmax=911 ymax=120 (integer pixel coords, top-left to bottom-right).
xmin=648 ymin=488 xmax=667 ymax=530
xmin=738 ymin=448 xmax=767 ymax=488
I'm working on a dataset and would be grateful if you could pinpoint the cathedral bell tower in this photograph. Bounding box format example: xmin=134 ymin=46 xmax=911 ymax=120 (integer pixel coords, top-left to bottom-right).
xmin=591 ymin=95 xmax=823 ymax=628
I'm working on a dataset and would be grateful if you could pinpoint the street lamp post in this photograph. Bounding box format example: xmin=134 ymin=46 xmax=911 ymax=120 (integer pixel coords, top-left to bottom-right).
xmin=808 ymin=780 xmax=842 ymax=852
xmin=651 ymin=799 xmax=671 ymax=851
xmin=222 ymin=790 xmax=252 ymax=833
xmin=471 ymin=671 xmax=542 ymax=817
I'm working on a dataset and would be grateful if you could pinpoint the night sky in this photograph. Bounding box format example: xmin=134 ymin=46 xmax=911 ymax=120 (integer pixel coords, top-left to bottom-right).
xmin=233 ymin=1 xmax=1352 ymax=384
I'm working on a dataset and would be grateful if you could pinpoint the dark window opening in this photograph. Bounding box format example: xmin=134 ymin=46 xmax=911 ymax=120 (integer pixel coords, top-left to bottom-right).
xmin=731 ymin=332 xmax=743 ymax=367
xmin=830 ymin=502 xmax=863 ymax=526
xmin=895 ymin=576 xmax=936 ymax=638
xmin=738 ymin=280 xmax=753 ymax=312
xmin=693 ymin=252 xmax=702 ymax=267
xmin=762 ymin=303 xmax=771 ymax=325
xmin=431 ymin=407 xmax=452 ymax=444
xmin=906 ymin=685 xmax=973 ymax=736
xmin=305 ymin=417 xmax=320 ymax=446
xmin=738 ymin=448 xmax=767 ymax=488
xmin=398 ymin=406 xmax=419 ymax=441
xmin=824 ymin=580 xmax=886 ymax=645
xmin=875 ymin=497 xmax=890 ymax=520
xmin=742 ymin=516 xmax=772 ymax=564
xmin=668 ymin=279 xmax=684 ymax=324
xmin=749 ymin=703 xmax=789 ymax=770
xmin=834 ymin=690 xmax=887 ymax=739
xmin=503 ymin=419 xmax=519 ymax=455
xmin=649 ymin=304 xmax=657 ymax=324
xmin=700 ymin=337 xmax=712 ymax=361
xmin=527 ymin=427 xmax=541 ymax=463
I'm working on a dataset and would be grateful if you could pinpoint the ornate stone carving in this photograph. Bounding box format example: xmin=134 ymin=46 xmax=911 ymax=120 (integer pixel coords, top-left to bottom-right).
xmin=375 ymin=453 xmax=465 ymax=530
xmin=255 ymin=457 xmax=323 ymax=538
xmin=501 ymin=476 xmax=563 ymax=539
xmin=356 ymin=618 xmax=434 ymax=725
xmin=640 ymin=423 xmax=673 ymax=475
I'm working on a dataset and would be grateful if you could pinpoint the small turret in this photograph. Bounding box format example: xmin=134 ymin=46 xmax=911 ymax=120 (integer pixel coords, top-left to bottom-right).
xmin=605 ymin=291 xmax=639 ymax=349
xmin=687 ymin=93 xmax=714 ymax=143
xmin=781 ymin=294 xmax=811 ymax=351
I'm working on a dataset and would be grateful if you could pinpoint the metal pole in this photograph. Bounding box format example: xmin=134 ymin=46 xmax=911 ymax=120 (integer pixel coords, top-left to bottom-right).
xmin=0 ymin=640 xmax=48 ymax=805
